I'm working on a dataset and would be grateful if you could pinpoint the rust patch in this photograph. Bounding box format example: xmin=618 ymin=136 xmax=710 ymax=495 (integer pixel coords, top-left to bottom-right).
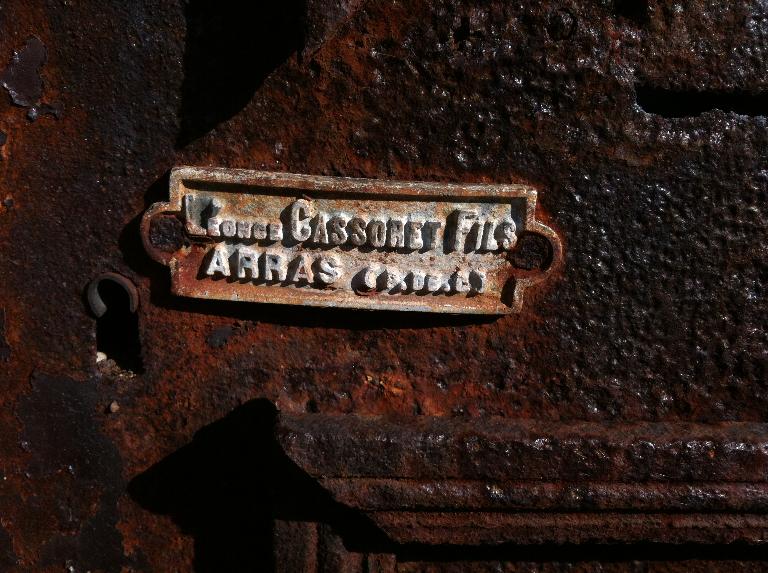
xmin=0 ymin=35 xmax=62 ymax=122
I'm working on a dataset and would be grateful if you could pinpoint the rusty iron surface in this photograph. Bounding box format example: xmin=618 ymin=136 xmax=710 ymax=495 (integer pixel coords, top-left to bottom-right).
xmin=1 ymin=0 xmax=768 ymax=571
xmin=277 ymin=414 xmax=768 ymax=545
xmin=277 ymin=414 xmax=768 ymax=482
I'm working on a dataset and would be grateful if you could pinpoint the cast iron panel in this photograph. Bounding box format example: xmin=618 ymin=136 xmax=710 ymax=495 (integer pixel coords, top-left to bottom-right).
xmin=1 ymin=1 xmax=768 ymax=572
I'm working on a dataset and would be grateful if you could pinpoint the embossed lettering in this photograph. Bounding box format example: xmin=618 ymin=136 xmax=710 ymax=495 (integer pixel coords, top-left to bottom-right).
xmin=348 ymin=217 xmax=367 ymax=246
xmin=221 ymin=219 xmax=236 ymax=238
xmin=425 ymin=275 xmax=441 ymax=292
xmin=207 ymin=217 xmax=221 ymax=237
xmin=385 ymin=267 xmax=405 ymax=290
xmin=236 ymin=247 xmax=259 ymax=279
xmin=313 ymin=213 xmax=329 ymax=244
xmin=148 ymin=169 xmax=561 ymax=315
xmin=268 ymin=222 xmax=283 ymax=242
xmin=328 ymin=216 xmax=348 ymax=245
xmin=290 ymin=199 xmax=313 ymax=241
xmin=496 ymin=219 xmax=517 ymax=250
xmin=387 ymin=219 xmax=405 ymax=248
xmin=480 ymin=220 xmax=498 ymax=251
xmin=406 ymin=220 xmax=424 ymax=249
xmin=453 ymin=271 xmax=471 ymax=293
xmin=253 ymin=221 xmax=267 ymax=240
xmin=263 ymin=253 xmax=287 ymax=281
xmin=453 ymin=210 xmax=477 ymax=251
xmin=316 ymin=256 xmax=342 ymax=285
xmin=367 ymin=220 xmax=386 ymax=247
xmin=206 ymin=246 xmax=230 ymax=276
xmin=237 ymin=221 xmax=252 ymax=239
xmin=287 ymin=253 xmax=313 ymax=283
xmin=410 ymin=270 xmax=425 ymax=291
xmin=360 ymin=266 xmax=379 ymax=290
xmin=423 ymin=221 xmax=442 ymax=249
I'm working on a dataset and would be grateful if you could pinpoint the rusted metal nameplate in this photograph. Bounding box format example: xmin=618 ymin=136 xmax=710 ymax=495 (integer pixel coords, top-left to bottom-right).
xmin=141 ymin=167 xmax=561 ymax=314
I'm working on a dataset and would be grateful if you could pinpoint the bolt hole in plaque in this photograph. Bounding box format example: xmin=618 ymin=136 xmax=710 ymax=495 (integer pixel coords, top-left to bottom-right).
xmin=141 ymin=168 xmax=562 ymax=316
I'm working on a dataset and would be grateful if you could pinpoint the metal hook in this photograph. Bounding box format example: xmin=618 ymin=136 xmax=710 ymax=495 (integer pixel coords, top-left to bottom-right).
xmin=86 ymin=272 xmax=139 ymax=318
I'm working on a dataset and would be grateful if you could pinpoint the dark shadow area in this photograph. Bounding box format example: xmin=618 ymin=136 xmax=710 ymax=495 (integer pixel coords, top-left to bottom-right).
xmin=397 ymin=541 xmax=768 ymax=563
xmin=637 ymin=85 xmax=768 ymax=118
xmin=94 ymin=280 xmax=143 ymax=373
xmin=0 ymin=308 xmax=10 ymax=362
xmin=0 ymin=526 xmax=17 ymax=570
xmin=614 ymin=0 xmax=648 ymax=24
xmin=149 ymin=292 xmax=499 ymax=330
xmin=453 ymin=16 xmax=471 ymax=44
xmin=129 ymin=401 xmax=768 ymax=570
xmin=128 ymin=400 xmax=390 ymax=573
xmin=178 ymin=0 xmax=306 ymax=146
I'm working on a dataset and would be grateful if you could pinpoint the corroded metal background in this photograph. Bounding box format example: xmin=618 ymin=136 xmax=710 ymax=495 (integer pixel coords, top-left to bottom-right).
xmin=2 ymin=1 xmax=768 ymax=572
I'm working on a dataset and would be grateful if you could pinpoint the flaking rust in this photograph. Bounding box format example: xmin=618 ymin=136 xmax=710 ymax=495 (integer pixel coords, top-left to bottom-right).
xmin=142 ymin=167 xmax=562 ymax=314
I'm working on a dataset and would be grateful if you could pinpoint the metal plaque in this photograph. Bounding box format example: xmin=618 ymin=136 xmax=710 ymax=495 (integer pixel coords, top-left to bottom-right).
xmin=141 ymin=167 xmax=561 ymax=314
